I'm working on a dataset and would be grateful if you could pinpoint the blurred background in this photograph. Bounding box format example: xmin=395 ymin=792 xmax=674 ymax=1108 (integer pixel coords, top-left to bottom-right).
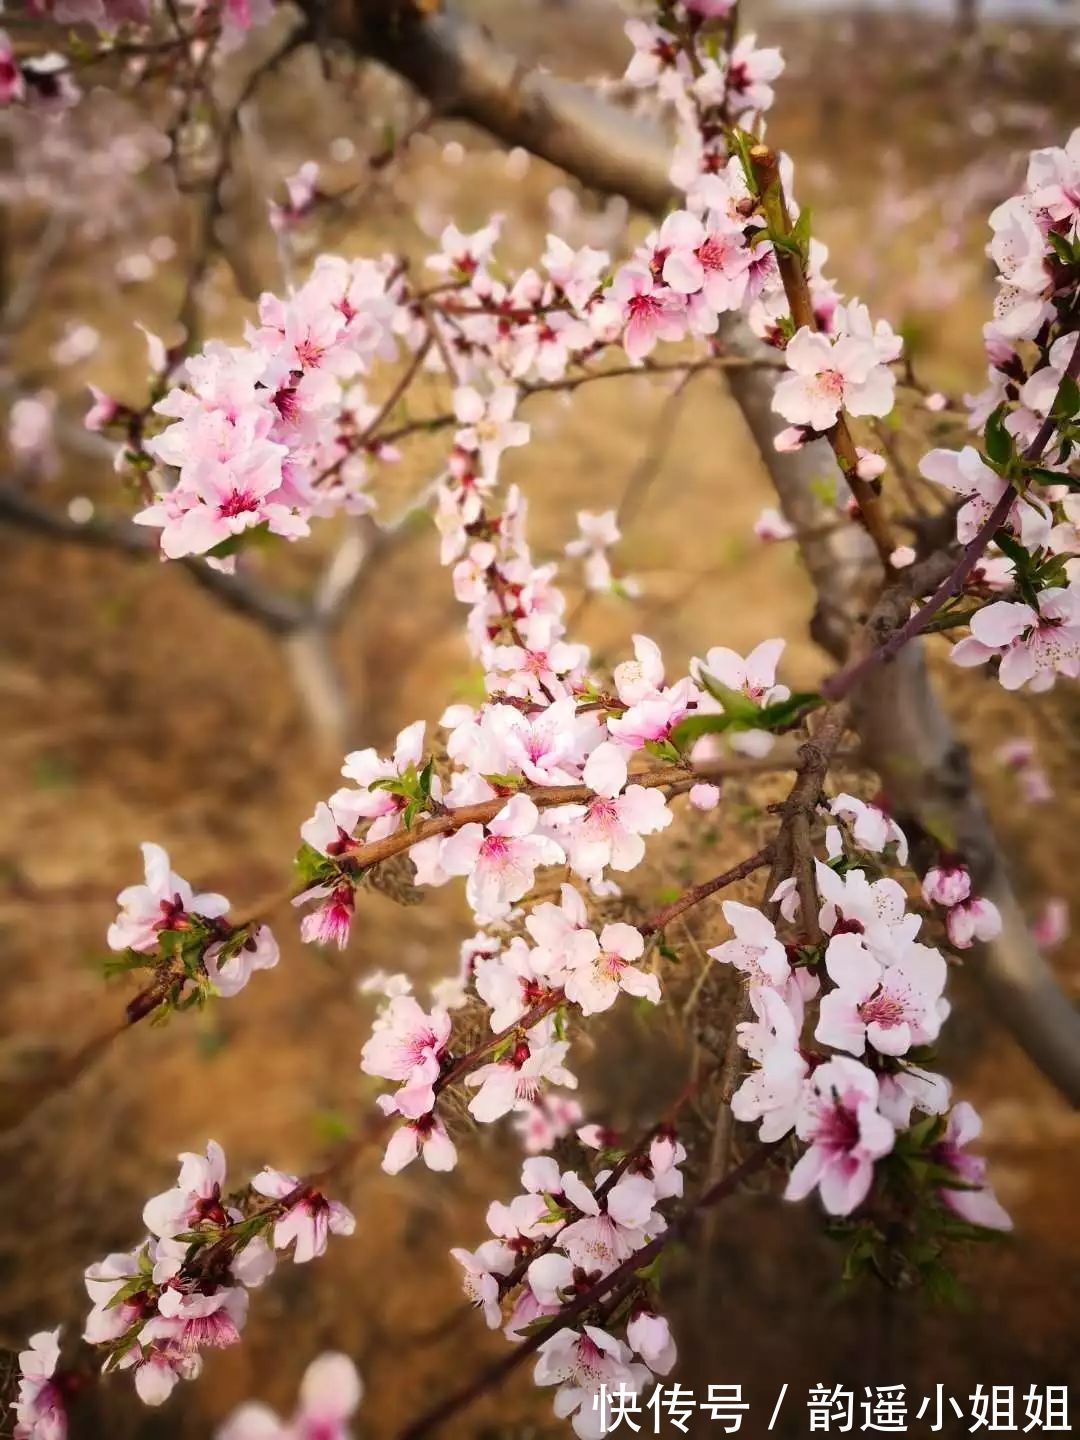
xmin=1 ymin=0 xmax=1078 ymax=1434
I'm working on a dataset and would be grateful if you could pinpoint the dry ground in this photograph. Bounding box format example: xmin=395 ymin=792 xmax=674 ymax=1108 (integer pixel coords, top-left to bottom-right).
xmin=1 ymin=4 xmax=1078 ymax=1436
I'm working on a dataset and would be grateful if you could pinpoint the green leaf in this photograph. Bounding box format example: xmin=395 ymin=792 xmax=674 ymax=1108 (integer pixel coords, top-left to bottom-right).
xmin=669 ymin=712 xmax=732 ymax=751
xmin=756 ymin=691 xmax=825 ymax=732
xmin=294 ymin=840 xmax=337 ymax=887
xmin=482 ymin=771 xmax=524 ymax=792
xmin=790 ymin=206 xmax=813 ymax=265
xmin=696 ymin=673 xmax=762 ymax=722
xmin=643 ymin=737 xmax=682 ymax=764
xmin=983 ymin=404 xmax=1014 ymax=469
xmin=1051 ymin=374 xmax=1080 ymax=423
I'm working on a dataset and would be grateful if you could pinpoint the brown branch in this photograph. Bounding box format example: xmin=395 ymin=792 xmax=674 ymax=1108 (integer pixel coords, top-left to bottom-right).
xmin=335 ymin=753 xmax=801 ymax=871
xmin=748 ymin=145 xmax=896 ymax=571
xmin=639 ymin=845 xmax=774 ymax=935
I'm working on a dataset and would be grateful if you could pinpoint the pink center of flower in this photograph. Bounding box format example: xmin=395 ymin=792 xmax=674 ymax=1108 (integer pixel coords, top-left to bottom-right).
xmin=177 ymin=1306 xmax=242 ymax=1354
xmin=696 ymin=235 xmax=730 ymax=272
xmin=817 ymin=1100 xmax=860 ymax=1155
xmin=154 ymin=894 xmax=188 ymax=931
xmin=818 ymin=369 xmax=846 ymax=400
xmin=479 ymin=833 xmax=511 ymax=865
xmin=294 ymin=337 xmax=324 ymax=368
xmin=218 ymin=488 xmax=260 ymax=519
xmin=858 ymin=989 xmax=904 ymax=1029
xmin=627 ymin=291 xmax=662 ymax=323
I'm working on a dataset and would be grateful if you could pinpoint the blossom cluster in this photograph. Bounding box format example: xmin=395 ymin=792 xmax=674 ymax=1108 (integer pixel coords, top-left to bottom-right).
xmin=309 ymin=626 xmax=800 ymax=1171
xmin=0 ymin=0 xmax=278 ymax=114
xmin=919 ymin=130 xmax=1080 ymax=690
xmin=11 ymin=1142 xmax=354 ymax=1438
xmin=107 ymin=842 xmax=279 ymax=1009
xmin=714 ymin=795 xmax=1010 ymax=1233
xmin=452 ymin=1133 xmax=686 ymax=1439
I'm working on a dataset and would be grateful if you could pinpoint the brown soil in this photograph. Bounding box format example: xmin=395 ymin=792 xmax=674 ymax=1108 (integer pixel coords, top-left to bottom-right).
xmin=0 ymin=4 xmax=1077 ymax=1437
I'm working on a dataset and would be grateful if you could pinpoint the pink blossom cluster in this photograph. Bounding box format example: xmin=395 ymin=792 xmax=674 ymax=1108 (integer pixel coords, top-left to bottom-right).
xmin=920 ymin=131 xmax=1080 ymax=690
xmin=32 ymin=1140 xmax=351 ymax=1438
xmin=108 ymin=842 xmax=279 ymax=1002
xmin=451 ymin=1132 xmax=685 ymax=1438
xmin=922 ymin=859 xmax=1004 ymax=950
xmin=713 ymin=802 xmax=1009 ymax=1229
xmin=1 ymin=0 xmax=279 ymax=112
xmin=131 ymin=255 xmax=402 ymax=561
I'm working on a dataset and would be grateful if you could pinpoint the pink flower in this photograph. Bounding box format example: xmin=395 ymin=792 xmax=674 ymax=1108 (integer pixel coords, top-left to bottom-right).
xmin=218 ymin=1352 xmax=363 ymax=1440
xmin=753 ymin=506 xmax=795 ymax=541
xmin=534 ymin=1326 xmax=650 ymax=1440
xmin=143 ymin=1141 xmax=230 ymax=1239
xmin=933 ymin=1103 xmax=1012 ymax=1232
xmin=829 ymin=793 xmax=908 ymax=864
xmin=950 ymin=586 xmax=1080 ymax=691
xmin=709 ymin=901 xmax=791 ymax=989
xmin=331 ymin=720 xmax=431 ymax=843
xmin=613 ymin=634 xmax=667 ymax=706
xmin=714 ymin=34 xmax=785 ymax=115
xmin=250 ymin=1169 xmax=356 ymax=1262
xmin=945 ymin=895 xmax=1003 ymax=950
xmin=426 ymin=219 xmax=502 ymax=279
xmin=83 ymin=1248 xmax=151 ymax=1345
xmin=919 ymin=446 xmax=1049 ymax=548
xmin=773 ymin=327 xmax=895 ymax=432
xmin=450 ymin=1246 xmax=505 ymax=1329
xmin=440 ymin=794 xmax=565 ymax=920
xmin=610 ymin=265 xmax=686 ymax=361
xmin=525 ymin=884 xmax=598 ymax=975
xmin=108 ymin=842 xmax=229 ymax=954
xmin=268 ymin=160 xmax=319 ymax=233
xmin=84 ymin=385 xmax=120 ymax=432
xmin=297 ymin=883 xmax=355 ymax=949
xmin=689 ymin=782 xmax=720 ymax=811
xmin=551 ymin=786 xmax=672 ymax=880
xmin=659 ymin=209 xmax=752 ymax=314
xmin=623 ymin=19 xmax=685 ymax=89
xmin=786 ymin=1057 xmax=895 ymax=1216
xmin=142 ymin=1286 xmax=248 ymax=1356
xmin=922 ymin=861 xmax=972 ymax=910
xmin=381 ymin=1113 xmax=458 ymax=1175
xmin=627 ymin=1310 xmax=677 ymax=1376
xmin=203 ymin=925 xmax=279 ymax=999
xmin=563 ymin=922 xmax=660 ymax=1015
xmin=466 ymin=1033 xmax=576 ymax=1123
xmin=731 ymin=990 xmax=808 ymax=1141
xmin=695 ymin=637 xmax=788 ymax=704
xmin=360 ymin=995 xmax=452 ymax=1118
xmin=815 ymin=935 xmax=947 ymax=1058
xmin=12 ymin=1330 xmax=66 ymax=1440
xmin=452 ymin=385 xmax=529 ymax=481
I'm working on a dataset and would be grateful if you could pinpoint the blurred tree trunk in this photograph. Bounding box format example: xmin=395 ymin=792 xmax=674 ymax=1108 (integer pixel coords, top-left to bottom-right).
xmin=956 ymin=0 xmax=980 ymax=36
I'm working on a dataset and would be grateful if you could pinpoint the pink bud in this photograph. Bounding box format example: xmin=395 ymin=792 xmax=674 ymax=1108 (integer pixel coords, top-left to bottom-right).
xmin=689 ymin=782 xmax=720 ymax=811
xmin=773 ymin=426 xmax=807 ymax=454
xmin=855 ymin=448 xmax=886 ymax=482
xmin=922 ymin=863 xmax=971 ymax=909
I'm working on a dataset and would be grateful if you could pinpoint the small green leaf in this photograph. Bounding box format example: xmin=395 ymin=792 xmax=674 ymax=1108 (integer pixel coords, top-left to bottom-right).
xmin=1051 ymin=374 xmax=1080 ymax=423
xmin=983 ymin=404 xmax=1014 ymax=469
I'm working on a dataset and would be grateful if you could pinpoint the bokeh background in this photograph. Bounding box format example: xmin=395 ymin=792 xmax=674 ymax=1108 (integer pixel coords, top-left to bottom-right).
xmin=1 ymin=0 xmax=1079 ymax=1434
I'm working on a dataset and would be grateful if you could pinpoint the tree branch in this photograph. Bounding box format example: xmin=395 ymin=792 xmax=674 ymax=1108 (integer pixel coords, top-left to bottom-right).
xmin=331 ymin=0 xmax=1080 ymax=1105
